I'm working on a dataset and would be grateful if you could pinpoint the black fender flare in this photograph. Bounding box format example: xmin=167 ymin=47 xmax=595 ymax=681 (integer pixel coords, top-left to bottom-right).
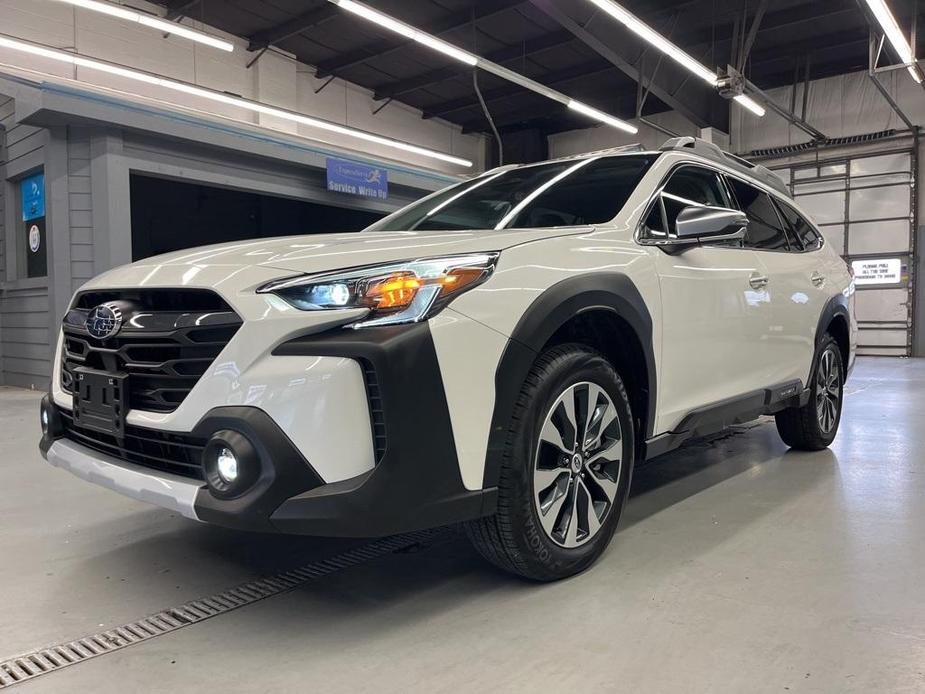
xmin=815 ymin=292 xmax=850 ymax=346
xmin=481 ymin=273 xmax=656 ymax=488
xmin=814 ymin=291 xmax=852 ymax=377
xmin=815 ymin=292 xmax=851 ymax=357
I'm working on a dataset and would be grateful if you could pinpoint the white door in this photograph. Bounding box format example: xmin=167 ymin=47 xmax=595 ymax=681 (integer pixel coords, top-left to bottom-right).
xmin=643 ymin=165 xmax=772 ymax=433
xmin=654 ymin=247 xmax=772 ymax=431
xmin=726 ymin=177 xmax=828 ymax=387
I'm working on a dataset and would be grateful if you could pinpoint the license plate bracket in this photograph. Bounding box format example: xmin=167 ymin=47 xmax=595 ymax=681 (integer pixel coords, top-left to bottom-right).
xmin=73 ymin=368 xmax=128 ymax=436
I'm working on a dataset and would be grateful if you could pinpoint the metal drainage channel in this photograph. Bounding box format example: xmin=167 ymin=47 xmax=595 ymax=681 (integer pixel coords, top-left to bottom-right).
xmin=0 ymin=529 xmax=443 ymax=689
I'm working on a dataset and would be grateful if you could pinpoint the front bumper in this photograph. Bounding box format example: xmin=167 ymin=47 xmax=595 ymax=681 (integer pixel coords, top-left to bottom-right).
xmin=44 ymin=438 xmax=201 ymax=520
xmin=39 ymin=321 xmax=497 ymax=537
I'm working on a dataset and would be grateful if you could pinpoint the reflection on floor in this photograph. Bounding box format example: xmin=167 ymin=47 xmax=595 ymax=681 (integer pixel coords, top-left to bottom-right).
xmin=1 ymin=357 xmax=923 ymax=693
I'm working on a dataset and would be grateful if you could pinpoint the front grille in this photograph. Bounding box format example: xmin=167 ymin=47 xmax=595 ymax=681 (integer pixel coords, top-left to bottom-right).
xmin=61 ymin=289 xmax=242 ymax=413
xmin=59 ymin=410 xmax=206 ymax=480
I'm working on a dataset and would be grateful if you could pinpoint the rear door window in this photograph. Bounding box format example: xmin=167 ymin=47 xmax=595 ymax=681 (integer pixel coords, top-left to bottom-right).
xmin=776 ymin=200 xmax=823 ymax=251
xmin=728 ymin=178 xmax=792 ymax=251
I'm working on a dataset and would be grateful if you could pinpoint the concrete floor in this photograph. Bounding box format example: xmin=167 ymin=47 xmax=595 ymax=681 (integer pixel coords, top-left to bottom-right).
xmin=1 ymin=357 xmax=924 ymax=693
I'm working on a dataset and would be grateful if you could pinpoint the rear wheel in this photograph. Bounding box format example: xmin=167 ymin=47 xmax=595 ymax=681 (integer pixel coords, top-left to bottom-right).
xmin=466 ymin=344 xmax=634 ymax=581
xmin=775 ymin=334 xmax=844 ymax=451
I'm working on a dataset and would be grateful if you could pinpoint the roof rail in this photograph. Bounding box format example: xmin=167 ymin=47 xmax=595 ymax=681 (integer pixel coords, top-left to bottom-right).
xmin=544 ymin=143 xmax=646 ymax=164
xmin=659 ymin=136 xmax=791 ymax=198
xmin=579 ymin=143 xmax=645 ymax=157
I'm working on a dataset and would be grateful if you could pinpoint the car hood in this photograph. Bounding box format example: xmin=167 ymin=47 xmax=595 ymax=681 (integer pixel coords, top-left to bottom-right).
xmin=84 ymin=227 xmax=591 ymax=292
xmin=145 ymin=228 xmax=587 ymax=272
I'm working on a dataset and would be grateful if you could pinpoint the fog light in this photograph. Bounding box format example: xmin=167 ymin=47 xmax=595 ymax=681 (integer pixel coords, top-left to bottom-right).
xmin=39 ymin=395 xmax=61 ymax=439
xmin=203 ymin=430 xmax=259 ymax=499
xmin=216 ymin=447 xmax=238 ymax=483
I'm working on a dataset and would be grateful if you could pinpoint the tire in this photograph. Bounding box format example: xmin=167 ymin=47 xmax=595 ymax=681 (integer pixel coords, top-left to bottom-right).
xmin=466 ymin=344 xmax=634 ymax=581
xmin=775 ymin=334 xmax=844 ymax=451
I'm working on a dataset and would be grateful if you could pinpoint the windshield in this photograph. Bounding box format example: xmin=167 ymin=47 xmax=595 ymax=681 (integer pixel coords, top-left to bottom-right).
xmin=366 ymin=154 xmax=656 ymax=232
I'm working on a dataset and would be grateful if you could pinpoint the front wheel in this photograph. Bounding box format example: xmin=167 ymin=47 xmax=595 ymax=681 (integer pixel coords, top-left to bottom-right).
xmin=466 ymin=344 xmax=634 ymax=581
xmin=775 ymin=334 xmax=844 ymax=451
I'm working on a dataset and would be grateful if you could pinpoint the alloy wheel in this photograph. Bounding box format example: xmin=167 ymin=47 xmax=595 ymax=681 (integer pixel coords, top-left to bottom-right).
xmin=816 ymin=348 xmax=841 ymax=434
xmin=532 ymin=382 xmax=622 ymax=548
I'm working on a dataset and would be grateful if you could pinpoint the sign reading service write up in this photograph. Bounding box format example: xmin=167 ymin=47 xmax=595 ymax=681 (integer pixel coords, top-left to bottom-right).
xmin=851 ymin=258 xmax=902 ymax=286
xmin=326 ymin=158 xmax=388 ymax=200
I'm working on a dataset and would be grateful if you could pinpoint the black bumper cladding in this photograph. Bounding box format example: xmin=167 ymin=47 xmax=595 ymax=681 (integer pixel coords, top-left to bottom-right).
xmin=269 ymin=321 xmax=497 ymax=536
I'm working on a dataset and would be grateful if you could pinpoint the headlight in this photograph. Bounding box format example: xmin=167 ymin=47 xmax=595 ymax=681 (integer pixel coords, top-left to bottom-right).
xmin=258 ymin=253 xmax=499 ymax=328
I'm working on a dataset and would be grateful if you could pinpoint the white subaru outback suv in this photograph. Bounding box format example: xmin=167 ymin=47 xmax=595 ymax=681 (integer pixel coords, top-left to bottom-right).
xmin=39 ymin=137 xmax=856 ymax=581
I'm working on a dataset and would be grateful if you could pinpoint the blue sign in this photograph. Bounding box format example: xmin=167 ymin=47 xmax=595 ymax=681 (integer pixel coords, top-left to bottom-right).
xmin=21 ymin=172 xmax=45 ymax=222
xmin=326 ymin=158 xmax=388 ymax=200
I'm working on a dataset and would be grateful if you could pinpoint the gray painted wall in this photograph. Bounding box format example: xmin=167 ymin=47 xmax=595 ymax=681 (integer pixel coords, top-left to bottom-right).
xmin=0 ymin=97 xmax=52 ymax=390
xmin=68 ymin=128 xmax=95 ymax=293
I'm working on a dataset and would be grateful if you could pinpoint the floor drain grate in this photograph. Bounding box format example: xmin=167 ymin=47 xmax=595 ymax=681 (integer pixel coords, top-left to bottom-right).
xmin=0 ymin=529 xmax=442 ymax=689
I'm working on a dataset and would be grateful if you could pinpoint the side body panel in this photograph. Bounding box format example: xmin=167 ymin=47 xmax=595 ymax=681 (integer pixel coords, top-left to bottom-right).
xmin=652 ymin=246 xmax=772 ymax=432
xmin=758 ymin=247 xmax=832 ymax=386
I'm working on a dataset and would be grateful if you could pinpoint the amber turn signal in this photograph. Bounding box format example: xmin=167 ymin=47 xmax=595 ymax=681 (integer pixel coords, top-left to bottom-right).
xmin=362 ymin=266 xmax=488 ymax=310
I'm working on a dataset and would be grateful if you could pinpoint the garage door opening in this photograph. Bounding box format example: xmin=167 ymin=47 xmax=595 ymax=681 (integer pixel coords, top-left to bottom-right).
xmin=130 ymin=174 xmax=384 ymax=261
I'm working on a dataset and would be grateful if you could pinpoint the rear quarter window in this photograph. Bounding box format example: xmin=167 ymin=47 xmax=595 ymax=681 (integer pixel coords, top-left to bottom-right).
xmin=776 ymin=201 xmax=823 ymax=251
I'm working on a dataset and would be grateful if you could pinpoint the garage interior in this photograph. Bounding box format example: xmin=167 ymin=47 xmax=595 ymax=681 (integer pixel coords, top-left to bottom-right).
xmin=1 ymin=0 xmax=925 ymax=691
xmin=130 ymin=175 xmax=382 ymax=260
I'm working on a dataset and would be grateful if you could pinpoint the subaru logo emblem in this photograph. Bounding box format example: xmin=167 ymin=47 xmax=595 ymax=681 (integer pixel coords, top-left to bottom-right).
xmin=85 ymin=303 xmax=123 ymax=340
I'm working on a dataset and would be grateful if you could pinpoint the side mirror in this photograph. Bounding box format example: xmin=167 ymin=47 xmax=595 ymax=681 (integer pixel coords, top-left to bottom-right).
xmin=674 ymin=205 xmax=748 ymax=243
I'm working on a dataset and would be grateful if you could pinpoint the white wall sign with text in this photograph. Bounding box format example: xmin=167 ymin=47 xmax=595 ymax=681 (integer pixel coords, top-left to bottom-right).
xmin=851 ymin=258 xmax=902 ymax=286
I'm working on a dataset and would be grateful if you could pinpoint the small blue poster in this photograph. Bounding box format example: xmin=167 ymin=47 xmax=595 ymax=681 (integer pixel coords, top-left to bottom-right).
xmin=21 ymin=172 xmax=45 ymax=222
xmin=326 ymin=158 xmax=388 ymax=200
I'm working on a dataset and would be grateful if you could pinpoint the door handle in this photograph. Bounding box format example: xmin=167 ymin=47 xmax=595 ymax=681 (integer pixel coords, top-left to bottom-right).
xmin=811 ymin=272 xmax=826 ymax=287
xmin=749 ymin=274 xmax=769 ymax=289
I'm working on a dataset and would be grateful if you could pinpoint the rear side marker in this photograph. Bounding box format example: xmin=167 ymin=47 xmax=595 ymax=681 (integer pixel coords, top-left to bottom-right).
xmin=0 ymin=529 xmax=442 ymax=689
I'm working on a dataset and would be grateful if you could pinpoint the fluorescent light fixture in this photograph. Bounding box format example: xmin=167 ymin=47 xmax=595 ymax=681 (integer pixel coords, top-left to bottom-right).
xmin=334 ymin=0 xmax=477 ymax=66
xmin=586 ymin=0 xmax=717 ymax=85
xmin=0 ymin=35 xmax=472 ymax=167
xmin=51 ymin=0 xmax=234 ymax=52
xmin=864 ymin=0 xmax=915 ymax=63
xmin=567 ymin=100 xmax=638 ymax=133
xmin=584 ymin=0 xmax=769 ymax=117
xmin=862 ymin=0 xmax=923 ymax=82
xmin=733 ymin=94 xmax=766 ymax=117
xmin=329 ymin=0 xmax=637 ymax=133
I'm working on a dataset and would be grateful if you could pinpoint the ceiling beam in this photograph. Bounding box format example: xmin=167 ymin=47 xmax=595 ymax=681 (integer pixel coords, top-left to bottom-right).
xmin=737 ymin=0 xmax=769 ymax=71
xmin=527 ymin=0 xmax=720 ymax=129
xmin=162 ymin=0 xmax=200 ymax=22
xmin=682 ymin=0 xmax=856 ymax=51
xmin=422 ymin=60 xmax=617 ymax=120
xmin=247 ymin=5 xmax=340 ymax=51
xmin=372 ymin=29 xmax=575 ymax=101
xmin=748 ymin=29 xmax=870 ymax=71
xmin=315 ymin=0 xmax=525 ymax=78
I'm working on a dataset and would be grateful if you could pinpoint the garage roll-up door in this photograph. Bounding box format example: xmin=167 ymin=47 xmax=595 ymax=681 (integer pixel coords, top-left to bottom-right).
xmin=769 ymin=146 xmax=915 ymax=356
